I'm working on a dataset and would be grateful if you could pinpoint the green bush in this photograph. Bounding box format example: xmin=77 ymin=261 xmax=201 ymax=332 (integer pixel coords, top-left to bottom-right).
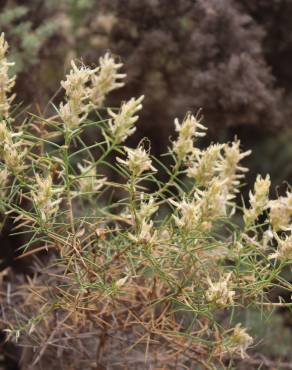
xmin=0 ymin=33 xmax=291 ymax=370
xmin=0 ymin=3 xmax=58 ymax=74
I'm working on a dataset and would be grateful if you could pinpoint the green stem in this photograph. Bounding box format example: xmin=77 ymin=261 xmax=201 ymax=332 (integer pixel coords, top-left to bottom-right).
xmin=64 ymin=129 xmax=75 ymax=233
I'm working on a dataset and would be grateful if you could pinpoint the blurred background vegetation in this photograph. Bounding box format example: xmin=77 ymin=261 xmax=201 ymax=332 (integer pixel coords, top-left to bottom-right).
xmin=3 ymin=0 xmax=292 ymax=192
xmin=1 ymin=1 xmax=292 ymax=367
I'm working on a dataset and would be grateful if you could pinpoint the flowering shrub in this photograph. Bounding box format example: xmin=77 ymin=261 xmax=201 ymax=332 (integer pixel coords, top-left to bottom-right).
xmin=0 ymin=33 xmax=291 ymax=369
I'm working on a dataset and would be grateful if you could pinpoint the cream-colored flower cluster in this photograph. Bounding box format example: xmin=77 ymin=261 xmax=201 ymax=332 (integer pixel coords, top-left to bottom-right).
xmin=226 ymin=324 xmax=254 ymax=359
xmin=90 ymin=53 xmax=125 ymax=107
xmin=31 ymin=174 xmax=62 ymax=223
xmin=0 ymin=36 xmax=25 ymax=174
xmin=240 ymin=171 xmax=292 ymax=261
xmin=187 ymin=144 xmax=224 ymax=186
xmin=170 ymin=198 xmax=200 ymax=231
xmin=216 ymin=140 xmax=251 ymax=195
xmin=129 ymin=219 xmax=157 ymax=245
xmin=187 ymin=140 xmax=251 ymax=198
xmin=197 ymin=180 xmax=234 ymax=222
xmin=60 ymin=53 xmax=126 ymax=130
xmin=171 ymin=133 xmax=251 ymax=232
xmin=0 ymin=120 xmax=25 ymax=173
xmin=171 ymin=180 xmax=233 ymax=232
xmin=173 ymin=113 xmax=207 ymax=162
xmin=59 ymin=61 xmax=94 ymax=129
xmin=268 ymin=191 xmax=292 ymax=231
xmin=244 ymin=174 xmax=270 ymax=226
xmin=108 ymin=95 xmax=144 ymax=143
xmin=117 ymin=146 xmax=156 ymax=177
xmin=270 ymin=233 xmax=292 ymax=261
xmin=244 ymin=182 xmax=292 ymax=260
xmin=206 ymin=273 xmax=235 ymax=306
xmin=0 ymin=33 xmax=15 ymax=119
xmin=173 ymin=122 xmax=253 ymax=233
xmin=129 ymin=195 xmax=159 ymax=244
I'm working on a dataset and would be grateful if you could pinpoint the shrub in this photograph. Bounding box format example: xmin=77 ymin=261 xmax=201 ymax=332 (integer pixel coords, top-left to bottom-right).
xmin=0 ymin=33 xmax=291 ymax=369
xmin=91 ymin=0 xmax=283 ymax=146
xmin=0 ymin=1 xmax=59 ymax=74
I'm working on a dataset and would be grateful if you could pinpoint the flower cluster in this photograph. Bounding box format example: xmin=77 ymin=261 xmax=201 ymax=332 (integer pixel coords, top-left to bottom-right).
xmin=117 ymin=145 xmax=156 ymax=177
xmin=187 ymin=139 xmax=251 ymax=199
xmin=244 ymin=174 xmax=270 ymax=226
xmin=129 ymin=195 xmax=159 ymax=244
xmin=59 ymin=61 xmax=94 ymax=130
xmin=0 ymin=120 xmax=25 ymax=173
xmin=31 ymin=174 xmax=62 ymax=224
xmin=171 ymin=179 xmax=233 ymax=232
xmin=268 ymin=191 xmax=292 ymax=231
xmin=129 ymin=219 xmax=157 ymax=245
xmin=187 ymin=144 xmax=224 ymax=186
xmin=226 ymin=324 xmax=254 ymax=359
xmin=181 ymin=139 xmax=251 ymax=233
xmin=60 ymin=53 xmax=126 ymax=130
xmin=108 ymin=95 xmax=144 ymax=143
xmin=90 ymin=53 xmax=126 ymax=108
xmin=173 ymin=113 xmax=207 ymax=161
xmin=206 ymin=273 xmax=235 ymax=306
xmin=270 ymin=233 xmax=292 ymax=261
xmin=0 ymin=34 xmax=22 ymax=174
xmin=171 ymin=198 xmax=200 ymax=231
xmin=0 ymin=33 xmax=15 ymax=118
xmin=217 ymin=140 xmax=251 ymax=196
